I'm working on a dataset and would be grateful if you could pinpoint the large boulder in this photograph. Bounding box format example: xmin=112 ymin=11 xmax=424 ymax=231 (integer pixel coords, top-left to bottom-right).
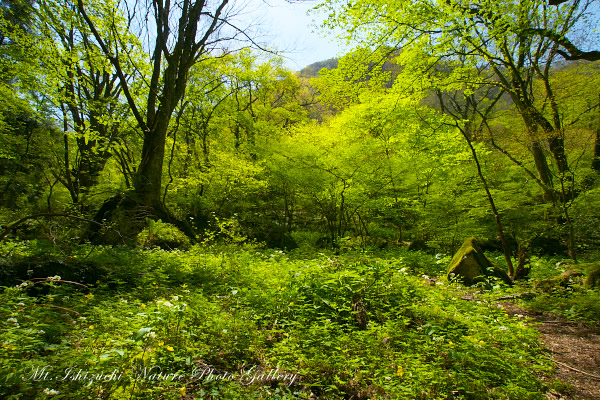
xmin=447 ymin=237 xmax=512 ymax=286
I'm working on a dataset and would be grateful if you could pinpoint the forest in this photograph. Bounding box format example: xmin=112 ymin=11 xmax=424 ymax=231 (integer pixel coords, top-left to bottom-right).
xmin=1 ymin=0 xmax=600 ymax=398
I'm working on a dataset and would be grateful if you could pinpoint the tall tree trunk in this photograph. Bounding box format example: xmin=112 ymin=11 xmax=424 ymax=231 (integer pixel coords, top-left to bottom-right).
xmin=463 ymin=131 xmax=515 ymax=280
xmin=529 ymin=139 xmax=554 ymax=189
xmin=593 ymin=92 xmax=600 ymax=173
xmin=134 ymin=115 xmax=170 ymax=210
xmin=548 ymin=135 xmax=568 ymax=173
xmin=507 ymin=93 xmax=556 ymax=191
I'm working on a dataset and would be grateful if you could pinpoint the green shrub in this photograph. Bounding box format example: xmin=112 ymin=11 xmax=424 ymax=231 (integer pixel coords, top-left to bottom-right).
xmin=137 ymin=219 xmax=190 ymax=251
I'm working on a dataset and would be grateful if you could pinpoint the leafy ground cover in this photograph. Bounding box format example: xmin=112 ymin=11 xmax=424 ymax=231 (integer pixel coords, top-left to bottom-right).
xmin=2 ymin=241 xmax=598 ymax=399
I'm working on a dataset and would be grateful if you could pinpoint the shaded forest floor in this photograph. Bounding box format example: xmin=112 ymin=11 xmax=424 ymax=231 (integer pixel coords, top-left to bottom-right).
xmin=501 ymin=302 xmax=600 ymax=400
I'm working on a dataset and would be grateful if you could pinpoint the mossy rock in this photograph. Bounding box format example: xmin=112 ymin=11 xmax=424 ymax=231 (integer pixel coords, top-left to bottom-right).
xmin=87 ymin=192 xmax=144 ymax=245
xmin=488 ymin=264 xmax=513 ymax=285
xmin=137 ymin=219 xmax=191 ymax=251
xmin=447 ymin=237 xmax=511 ymax=286
xmin=585 ymin=266 xmax=600 ymax=289
xmin=534 ymin=270 xmax=584 ymax=292
xmin=577 ymin=262 xmax=600 ymax=289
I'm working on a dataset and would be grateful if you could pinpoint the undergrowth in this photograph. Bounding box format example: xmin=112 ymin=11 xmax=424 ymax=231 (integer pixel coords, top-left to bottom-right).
xmin=0 ymin=240 xmax=585 ymax=399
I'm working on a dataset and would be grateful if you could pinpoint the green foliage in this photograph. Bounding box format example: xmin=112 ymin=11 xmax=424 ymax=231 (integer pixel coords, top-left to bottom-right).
xmin=0 ymin=242 xmax=560 ymax=399
xmin=498 ymin=256 xmax=600 ymax=325
xmin=2 ymin=0 xmax=600 ymax=396
xmin=571 ymin=187 xmax=600 ymax=250
xmin=526 ymin=291 xmax=600 ymax=324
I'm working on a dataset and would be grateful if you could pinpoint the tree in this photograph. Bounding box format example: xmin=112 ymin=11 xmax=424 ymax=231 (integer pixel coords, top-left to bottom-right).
xmin=0 ymin=0 xmax=62 ymax=214
xmin=526 ymin=0 xmax=600 ymax=172
xmin=136 ymin=51 xmax=311 ymax=243
xmin=76 ymin=0 xmax=239 ymax=230
xmin=318 ymin=0 xmax=599 ymax=194
xmin=32 ymin=0 xmax=131 ymax=205
xmin=424 ymin=64 xmax=517 ymax=277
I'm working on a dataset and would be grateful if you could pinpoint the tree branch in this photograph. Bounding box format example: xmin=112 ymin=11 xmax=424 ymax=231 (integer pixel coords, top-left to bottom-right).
xmin=76 ymin=0 xmax=149 ymax=133
xmin=524 ymin=28 xmax=600 ymax=61
xmin=1 ymin=213 xmax=104 ymax=242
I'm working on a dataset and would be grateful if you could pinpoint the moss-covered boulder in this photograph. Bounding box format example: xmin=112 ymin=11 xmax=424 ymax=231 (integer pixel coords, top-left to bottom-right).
xmin=584 ymin=265 xmax=600 ymax=289
xmin=534 ymin=270 xmax=584 ymax=292
xmin=447 ymin=237 xmax=512 ymax=286
xmin=137 ymin=219 xmax=191 ymax=250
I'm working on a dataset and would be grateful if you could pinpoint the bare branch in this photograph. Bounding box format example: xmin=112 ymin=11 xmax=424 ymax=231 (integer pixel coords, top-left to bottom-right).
xmin=1 ymin=213 xmax=104 ymax=242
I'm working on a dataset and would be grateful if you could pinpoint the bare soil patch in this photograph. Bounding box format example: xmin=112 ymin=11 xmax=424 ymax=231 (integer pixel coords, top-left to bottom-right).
xmin=501 ymin=302 xmax=600 ymax=400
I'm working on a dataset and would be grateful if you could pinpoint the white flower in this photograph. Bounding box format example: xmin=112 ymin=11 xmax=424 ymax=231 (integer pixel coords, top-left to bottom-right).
xmin=43 ymin=388 xmax=59 ymax=395
xmin=16 ymin=282 xmax=29 ymax=289
xmin=147 ymin=331 xmax=157 ymax=339
xmin=499 ymin=326 xmax=509 ymax=331
xmin=48 ymin=275 xmax=61 ymax=282
xmin=158 ymin=300 xmax=174 ymax=309
xmin=172 ymin=295 xmax=179 ymax=301
xmin=7 ymin=317 xmax=18 ymax=324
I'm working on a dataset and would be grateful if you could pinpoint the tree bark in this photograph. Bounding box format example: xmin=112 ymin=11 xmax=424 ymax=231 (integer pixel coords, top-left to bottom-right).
xmin=529 ymin=139 xmax=554 ymax=190
xmin=134 ymin=114 xmax=170 ymax=209
xmin=593 ymin=92 xmax=600 ymax=173
xmin=503 ymin=84 xmax=556 ymax=190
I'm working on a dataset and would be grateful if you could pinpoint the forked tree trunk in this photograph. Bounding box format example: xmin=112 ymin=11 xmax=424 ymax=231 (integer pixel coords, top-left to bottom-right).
xmin=77 ymin=0 xmax=230 ymax=240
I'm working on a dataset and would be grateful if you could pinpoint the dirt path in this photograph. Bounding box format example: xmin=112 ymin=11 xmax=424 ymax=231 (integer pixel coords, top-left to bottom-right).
xmin=501 ymin=303 xmax=600 ymax=400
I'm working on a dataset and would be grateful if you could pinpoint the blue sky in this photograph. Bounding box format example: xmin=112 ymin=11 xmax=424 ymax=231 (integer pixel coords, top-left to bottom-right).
xmin=240 ymin=0 xmax=350 ymax=70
